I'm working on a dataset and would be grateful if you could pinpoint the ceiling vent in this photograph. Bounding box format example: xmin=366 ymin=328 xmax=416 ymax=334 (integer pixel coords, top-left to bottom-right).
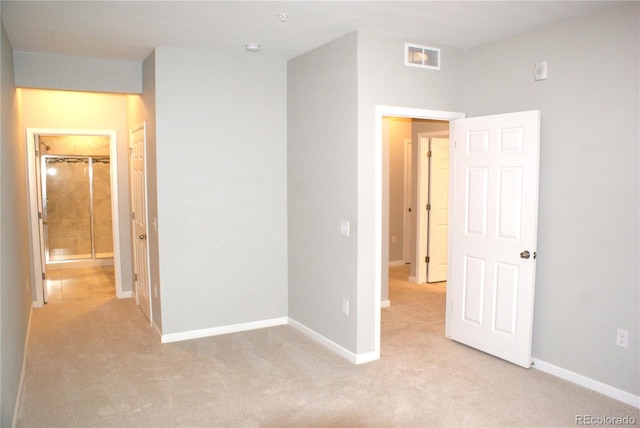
xmin=405 ymin=43 xmax=440 ymax=70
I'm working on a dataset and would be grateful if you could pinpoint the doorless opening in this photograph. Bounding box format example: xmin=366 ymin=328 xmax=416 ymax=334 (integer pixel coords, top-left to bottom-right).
xmin=374 ymin=106 xmax=465 ymax=356
xmin=26 ymin=129 xmax=124 ymax=306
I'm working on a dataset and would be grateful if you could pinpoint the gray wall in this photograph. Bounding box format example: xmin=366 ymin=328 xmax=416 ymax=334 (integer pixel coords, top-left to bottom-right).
xmin=357 ymin=31 xmax=466 ymax=352
xmin=465 ymin=2 xmax=639 ymax=395
xmin=0 ymin=18 xmax=32 ymax=426
xmin=288 ymin=32 xmax=359 ymax=351
xmin=386 ymin=117 xmax=411 ymax=264
xmin=14 ymin=51 xmax=141 ymax=94
xmin=154 ymin=47 xmax=288 ymax=334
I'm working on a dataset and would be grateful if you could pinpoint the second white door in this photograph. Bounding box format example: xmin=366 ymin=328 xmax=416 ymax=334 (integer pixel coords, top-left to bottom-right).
xmin=427 ymin=137 xmax=449 ymax=283
xmin=130 ymin=124 xmax=152 ymax=323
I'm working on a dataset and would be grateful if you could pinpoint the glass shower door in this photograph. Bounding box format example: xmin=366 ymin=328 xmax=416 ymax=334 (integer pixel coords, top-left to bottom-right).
xmin=92 ymin=158 xmax=114 ymax=258
xmin=42 ymin=156 xmax=112 ymax=263
xmin=44 ymin=157 xmax=92 ymax=261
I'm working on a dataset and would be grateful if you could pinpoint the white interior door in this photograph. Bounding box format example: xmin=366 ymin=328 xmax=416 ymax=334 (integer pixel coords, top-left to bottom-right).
xmin=35 ymin=137 xmax=48 ymax=302
xmin=426 ymin=137 xmax=449 ymax=283
xmin=403 ymin=139 xmax=413 ymax=263
xmin=445 ymin=110 xmax=540 ymax=368
xmin=130 ymin=124 xmax=152 ymax=323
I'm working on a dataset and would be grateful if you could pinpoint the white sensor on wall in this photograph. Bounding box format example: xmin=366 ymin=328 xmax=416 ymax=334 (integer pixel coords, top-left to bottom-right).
xmin=405 ymin=43 xmax=441 ymax=70
xmin=534 ymin=61 xmax=548 ymax=81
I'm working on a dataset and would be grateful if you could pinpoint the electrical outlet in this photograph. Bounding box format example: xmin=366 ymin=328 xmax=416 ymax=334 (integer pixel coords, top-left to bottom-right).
xmin=616 ymin=328 xmax=629 ymax=348
xmin=342 ymin=299 xmax=349 ymax=315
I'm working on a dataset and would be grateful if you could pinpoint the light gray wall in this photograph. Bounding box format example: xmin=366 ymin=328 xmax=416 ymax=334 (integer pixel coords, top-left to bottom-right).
xmin=357 ymin=31 xmax=466 ymax=352
xmin=387 ymin=117 xmax=411 ymax=264
xmin=14 ymin=51 xmax=141 ymax=94
xmin=465 ymin=2 xmax=639 ymax=395
xmin=288 ymin=32 xmax=359 ymax=351
xmin=128 ymin=50 xmax=161 ymax=330
xmin=154 ymin=47 xmax=288 ymax=334
xmin=0 ymin=18 xmax=32 ymax=426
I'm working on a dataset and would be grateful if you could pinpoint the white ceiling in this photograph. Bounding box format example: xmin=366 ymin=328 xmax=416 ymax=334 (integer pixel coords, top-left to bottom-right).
xmin=1 ymin=1 xmax=617 ymax=61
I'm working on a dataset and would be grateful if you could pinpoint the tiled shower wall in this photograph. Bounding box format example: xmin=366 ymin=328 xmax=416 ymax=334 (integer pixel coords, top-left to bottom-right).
xmin=42 ymin=135 xmax=113 ymax=261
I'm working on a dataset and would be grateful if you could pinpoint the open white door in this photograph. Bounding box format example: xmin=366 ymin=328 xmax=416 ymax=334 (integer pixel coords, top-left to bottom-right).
xmin=35 ymin=137 xmax=48 ymax=302
xmin=130 ymin=123 xmax=152 ymax=323
xmin=445 ymin=110 xmax=540 ymax=368
xmin=427 ymin=137 xmax=449 ymax=283
xmin=403 ymin=139 xmax=413 ymax=263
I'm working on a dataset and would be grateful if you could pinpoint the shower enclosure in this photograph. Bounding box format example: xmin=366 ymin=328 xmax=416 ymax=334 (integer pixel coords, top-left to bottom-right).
xmin=42 ymin=155 xmax=113 ymax=264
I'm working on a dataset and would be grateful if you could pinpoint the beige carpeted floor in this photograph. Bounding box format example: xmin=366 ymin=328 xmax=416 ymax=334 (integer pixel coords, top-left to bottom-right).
xmin=17 ymin=265 xmax=639 ymax=427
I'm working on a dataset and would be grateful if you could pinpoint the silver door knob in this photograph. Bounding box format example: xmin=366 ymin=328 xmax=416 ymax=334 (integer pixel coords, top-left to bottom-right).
xmin=139 ymin=234 xmax=146 ymax=240
xmin=520 ymin=250 xmax=530 ymax=259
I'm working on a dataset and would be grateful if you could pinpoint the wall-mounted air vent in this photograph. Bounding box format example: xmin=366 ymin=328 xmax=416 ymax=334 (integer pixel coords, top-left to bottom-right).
xmin=405 ymin=43 xmax=440 ymax=70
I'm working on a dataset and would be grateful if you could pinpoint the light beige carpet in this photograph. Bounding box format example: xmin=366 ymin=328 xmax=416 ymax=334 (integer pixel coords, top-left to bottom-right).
xmin=17 ymin=265 xmax=639 ymax=427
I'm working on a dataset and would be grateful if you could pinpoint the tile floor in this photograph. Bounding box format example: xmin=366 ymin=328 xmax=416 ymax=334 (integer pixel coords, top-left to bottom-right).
xmin=44 ymin=266 xmax=115 ymax=303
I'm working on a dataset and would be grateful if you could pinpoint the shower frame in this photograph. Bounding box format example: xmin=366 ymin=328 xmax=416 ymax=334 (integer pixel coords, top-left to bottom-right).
xmin=41 ymin=154 xmax=112 ymax=264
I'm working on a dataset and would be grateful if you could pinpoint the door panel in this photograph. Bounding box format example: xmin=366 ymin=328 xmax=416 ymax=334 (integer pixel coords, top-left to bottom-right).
xmin=427 ymin=137 xmax=449 ymax=282
xmin=446 ymin=110 xmax=540 ymax=368
xmin=403 ymin=140 xmax=413 ymax=263
xmin=130 ymin=124 xmax=152 ymax=323
xmin=35 ymin=137 xmax=48 ymax=302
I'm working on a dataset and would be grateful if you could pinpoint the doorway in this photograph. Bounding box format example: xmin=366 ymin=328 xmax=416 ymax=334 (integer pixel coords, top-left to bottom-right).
xmin=39 ymin=135 xmax=114 ymax=267
xmin=384 ymin=116 xmax=454 ymax=288
xmin=374 ymin=106 xmax=465 ymax=355
xmin=27 ymin=129 xmax=124 ymax=306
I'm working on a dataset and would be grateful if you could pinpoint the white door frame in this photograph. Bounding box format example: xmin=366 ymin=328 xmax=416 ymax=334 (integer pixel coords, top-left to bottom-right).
xmin=26 ymin=128 xmax=124 ymax=307
xmin=374 ymin=106 xmax=465 ymax=355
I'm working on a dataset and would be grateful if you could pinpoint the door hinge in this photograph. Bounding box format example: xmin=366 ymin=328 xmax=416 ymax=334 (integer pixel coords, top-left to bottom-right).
xmin=427 ymin=150 xmax=432 ymax=158
xmin=38 ymin=211 xmax=43 ymax=219
xmin=134 ymin=273 xmax=138 ymax=281
xmin=426 ymin=203 xmax=431 ymax=211
xmin=425 ymin=256 xmax=430 ymax=263
xmin=131 ymin=212 xmax=136 ymax=221
xmin=42 ymin=272 xmax=46 ymax=280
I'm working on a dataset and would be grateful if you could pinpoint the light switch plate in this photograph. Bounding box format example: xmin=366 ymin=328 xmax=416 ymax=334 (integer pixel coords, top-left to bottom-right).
xmin=340 ymin=220 xmax=350 ymax=237
xmin=534 ymin=61 xmax=548 ymax=81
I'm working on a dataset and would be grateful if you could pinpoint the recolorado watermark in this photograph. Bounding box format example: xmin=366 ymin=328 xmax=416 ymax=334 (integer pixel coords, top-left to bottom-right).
xmin=576 ymin=415 xmax=637 ymax=425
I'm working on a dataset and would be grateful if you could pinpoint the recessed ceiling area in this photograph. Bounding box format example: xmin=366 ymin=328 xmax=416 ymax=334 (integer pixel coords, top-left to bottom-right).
xmin=1 ymin=1 xmax=616 ymax=61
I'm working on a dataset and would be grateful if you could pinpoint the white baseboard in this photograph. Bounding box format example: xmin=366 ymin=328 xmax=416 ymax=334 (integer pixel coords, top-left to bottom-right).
xmin=288 ymin=317 xmax=379 ymax=365
xmin=532 ymin=358 xmax=640 ymax=409
xmin=13 ymin=305 xmax=33 ymax=428
xmin=161 ymin=317 xmax=288 ymax=344
xmin=117 ymin=290 xmax=133 ymax=299
xmin=381 ymin=300 xmax=391 ymax=308
xmin=152 ymin=321 xmax=162 ymax=337
xmin=388 ymin=260 xmax=406 ymax=267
